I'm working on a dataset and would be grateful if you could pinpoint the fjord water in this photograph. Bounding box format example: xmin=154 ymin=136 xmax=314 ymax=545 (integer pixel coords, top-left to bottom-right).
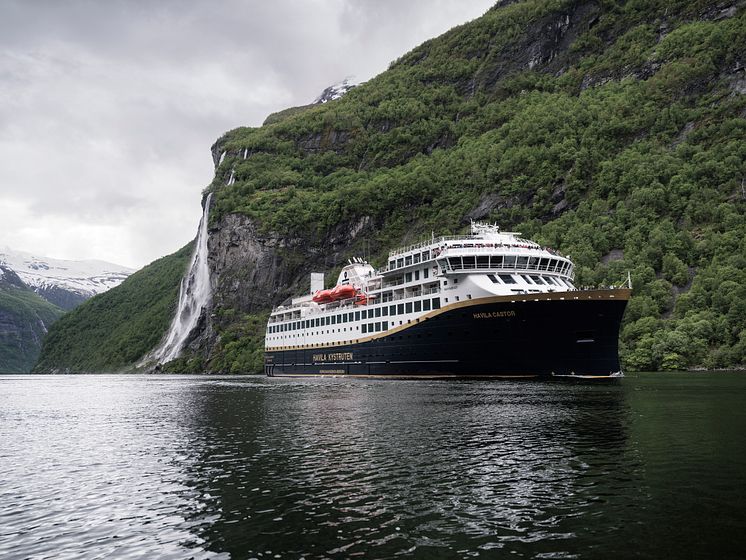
xmin=1 ymin=374 xmax=744 ymax=559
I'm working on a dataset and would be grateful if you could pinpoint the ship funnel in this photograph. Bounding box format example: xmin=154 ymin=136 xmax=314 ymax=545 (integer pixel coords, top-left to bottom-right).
xmin=310 ymin=272 xmax=324 ymax=294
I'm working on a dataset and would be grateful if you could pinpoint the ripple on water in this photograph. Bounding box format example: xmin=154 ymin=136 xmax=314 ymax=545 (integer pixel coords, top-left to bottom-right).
xmin=1 ymin=374 xmax=745 ymax=559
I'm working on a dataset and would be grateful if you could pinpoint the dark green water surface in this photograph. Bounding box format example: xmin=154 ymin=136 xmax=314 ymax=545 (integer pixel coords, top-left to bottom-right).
xmin=1 ymin=373 xmax=745 ymax=559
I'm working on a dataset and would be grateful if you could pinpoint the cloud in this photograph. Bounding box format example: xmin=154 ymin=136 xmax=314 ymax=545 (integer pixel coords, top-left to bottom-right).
xmin=0 ymin=0 xmax=495 ymax=269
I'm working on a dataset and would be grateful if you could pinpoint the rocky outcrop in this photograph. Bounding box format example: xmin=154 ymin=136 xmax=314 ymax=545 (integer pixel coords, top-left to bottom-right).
xmin=476 ymin=1 xmax=601 ymax=90
xmin=187 ymin=212 xmax=377 ymax=362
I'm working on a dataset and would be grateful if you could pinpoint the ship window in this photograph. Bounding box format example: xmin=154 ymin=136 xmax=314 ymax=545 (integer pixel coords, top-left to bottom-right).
xmin=397 ymin=258 xmax=404 ymax=268
xmin=455 ymin=296 xmax=460 ymax=302
xmin=362 ymin=324 xmax=367 ymax=334
xmin=406 ymin=302 xmax=413 ymax=313
xmin=406 ymin=272 xmax=412 ymax=282
xmin=422 ymin=250 xmax=429 ymax=261
xmin=539 ymin=258 xmax=550 ymax=270
xmin=325 ymin=317 xmax=330 ymax=326
xmin=375 ymin=322 xmax=381 ymax=331
xmin=490 ymin=255 xmax=503 ymax=268
xmin=389 ymin=260 xmax=395 ymax=270
xmin=544 ymin=276 xmax=558 ymax=285
xmin=448 ymin=257 xmax=461 ymax=270
xmin=397 ymin=303 xmax=404 ymax=314
xmin=504 ymin=256 xmax=517 ymax=268
xmin=423 ymin=299 xmax=431 ymax=311
xmin=389 ymin=305 xmax=396 ymax=316
xmin=432 ymin=298 xmax=441 ymax=309
xmin=521 ymin=274 xmax=533 ymax=284
xmin=355 ymin=311 xmax=360 ymax=321
xmin=382 ymin=306 xmax=388 ymax=316
xmin=528 ymin=256 xmax=539 ymax=270
xmin=530 ymin=275 xmax=544 ymax=284
xmin=414 ymin=253 xmax=420 ymax=264
xmin=383 ymin=321 xmax=388 ymax=330
xmin=331 ymin=315 xmax=337 ymax=325
xmin=517 ymin=256 xmax=528 ymax=269
xmin=498 ymin=274 xmax=516 ymax=284
xmin=463 ymin=256 xmax=475 ymax=269
xmin=423 ymin=268 xmax=429 ymax=279
xmin=405 ymin=256 xmax=412 ymax=266
xmin=477 ymin=256 xmax=489 ymax=269
xmin=362 ymin=310 xmax=367 ymax=319
xmin=488 ymin=274 xmax=499 ymax=284
xmin=375 ymin=307 xmax=381 ymax=318
xmin=414 ymin=300 xmax=421 ymax=312
xmin=454 ymin=278 xmax=458 ymax=284
xmin=414 ymin=270 xmax=420 ymax=281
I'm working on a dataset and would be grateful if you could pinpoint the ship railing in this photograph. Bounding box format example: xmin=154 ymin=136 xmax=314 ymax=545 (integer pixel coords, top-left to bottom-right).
xmin=438 ymin=245 xmax=549 ymax=256
xmin=446 ymin=262 xmax=571 ymax=274
xmin=387 ymin=234 xmax=548 ymax=258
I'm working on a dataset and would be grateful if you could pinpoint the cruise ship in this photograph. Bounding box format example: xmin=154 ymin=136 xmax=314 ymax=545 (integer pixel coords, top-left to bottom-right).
xmin=264 ymin=222 xmax=630 ymax=378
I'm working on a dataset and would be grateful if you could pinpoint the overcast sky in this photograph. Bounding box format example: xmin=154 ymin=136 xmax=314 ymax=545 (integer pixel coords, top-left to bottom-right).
xmin=0 ymin=0 xmax=495 ymax=269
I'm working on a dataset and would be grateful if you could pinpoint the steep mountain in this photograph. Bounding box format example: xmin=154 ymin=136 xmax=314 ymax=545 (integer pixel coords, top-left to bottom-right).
xmin=38 ymin=0 xmax=746 ymax=373
xmin=0 ymin=266 xmax=65 ymax=372
xmin=0 ymin=248 xmax=133 ymax=310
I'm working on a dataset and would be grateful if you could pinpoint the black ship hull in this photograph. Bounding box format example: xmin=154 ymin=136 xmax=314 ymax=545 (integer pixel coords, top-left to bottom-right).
xmin=264 ymin=289 xmax=630 ymax=378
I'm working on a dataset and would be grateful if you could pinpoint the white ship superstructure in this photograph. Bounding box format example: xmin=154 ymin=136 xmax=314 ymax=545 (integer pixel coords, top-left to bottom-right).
xmin=265 ymin=222 xmax=578 ymax=350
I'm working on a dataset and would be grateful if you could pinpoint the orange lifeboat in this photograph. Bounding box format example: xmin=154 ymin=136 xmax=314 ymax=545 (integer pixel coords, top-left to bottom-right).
xmin=312 ymin=289 xmax=333 ymax=303
xmin=330 ymin=284 xmax=356 ymax=301
xmin=353 ymin=293 xmax=368 ymax=306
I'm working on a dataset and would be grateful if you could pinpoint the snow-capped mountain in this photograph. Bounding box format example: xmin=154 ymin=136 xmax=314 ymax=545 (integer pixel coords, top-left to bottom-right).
xmin=313 ymin=77 xmax=357 ymax=104
xmin=0 ymin=247 xmax=134 ymax=310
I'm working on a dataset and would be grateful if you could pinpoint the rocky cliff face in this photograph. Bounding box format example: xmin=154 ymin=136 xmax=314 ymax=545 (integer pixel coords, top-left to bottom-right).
xmin=184 ymin=207 xmax=376 ymax=364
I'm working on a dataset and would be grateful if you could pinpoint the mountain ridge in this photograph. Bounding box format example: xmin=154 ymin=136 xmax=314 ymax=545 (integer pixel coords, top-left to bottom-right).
xmin=0 ymin=247 xmax=134 ymax=310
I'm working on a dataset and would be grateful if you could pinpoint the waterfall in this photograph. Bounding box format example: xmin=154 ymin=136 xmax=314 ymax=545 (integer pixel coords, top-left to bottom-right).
xmin=147 ymin=193 xmax=213 ymax=364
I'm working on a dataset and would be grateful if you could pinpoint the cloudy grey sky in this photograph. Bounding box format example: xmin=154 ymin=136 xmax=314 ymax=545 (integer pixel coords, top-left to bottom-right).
xmin=1 ymin=0 xmax=495 ymax=269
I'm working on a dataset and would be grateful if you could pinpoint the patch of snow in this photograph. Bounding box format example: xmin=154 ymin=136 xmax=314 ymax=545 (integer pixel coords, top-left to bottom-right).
xmin=313 ymin=77 xmax=358 ymax=104
xmin=0 ymin=247 xmax=134 ymax=299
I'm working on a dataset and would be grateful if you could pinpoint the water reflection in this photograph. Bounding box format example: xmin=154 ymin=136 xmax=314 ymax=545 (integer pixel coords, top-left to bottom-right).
xmin=4 ymin=374 xmax=743 ymax=560
xmin=181 ymin=379 xmax=637 ymax=559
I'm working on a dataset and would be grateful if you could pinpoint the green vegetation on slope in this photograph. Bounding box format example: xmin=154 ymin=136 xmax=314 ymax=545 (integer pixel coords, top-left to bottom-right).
xmin=202 ymin=0 xmax=745 ymax=372
xmin=34 ymin=243 xmax=193 ymax=372
xmin=0 ymin=283 xmax=65 ymax=372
